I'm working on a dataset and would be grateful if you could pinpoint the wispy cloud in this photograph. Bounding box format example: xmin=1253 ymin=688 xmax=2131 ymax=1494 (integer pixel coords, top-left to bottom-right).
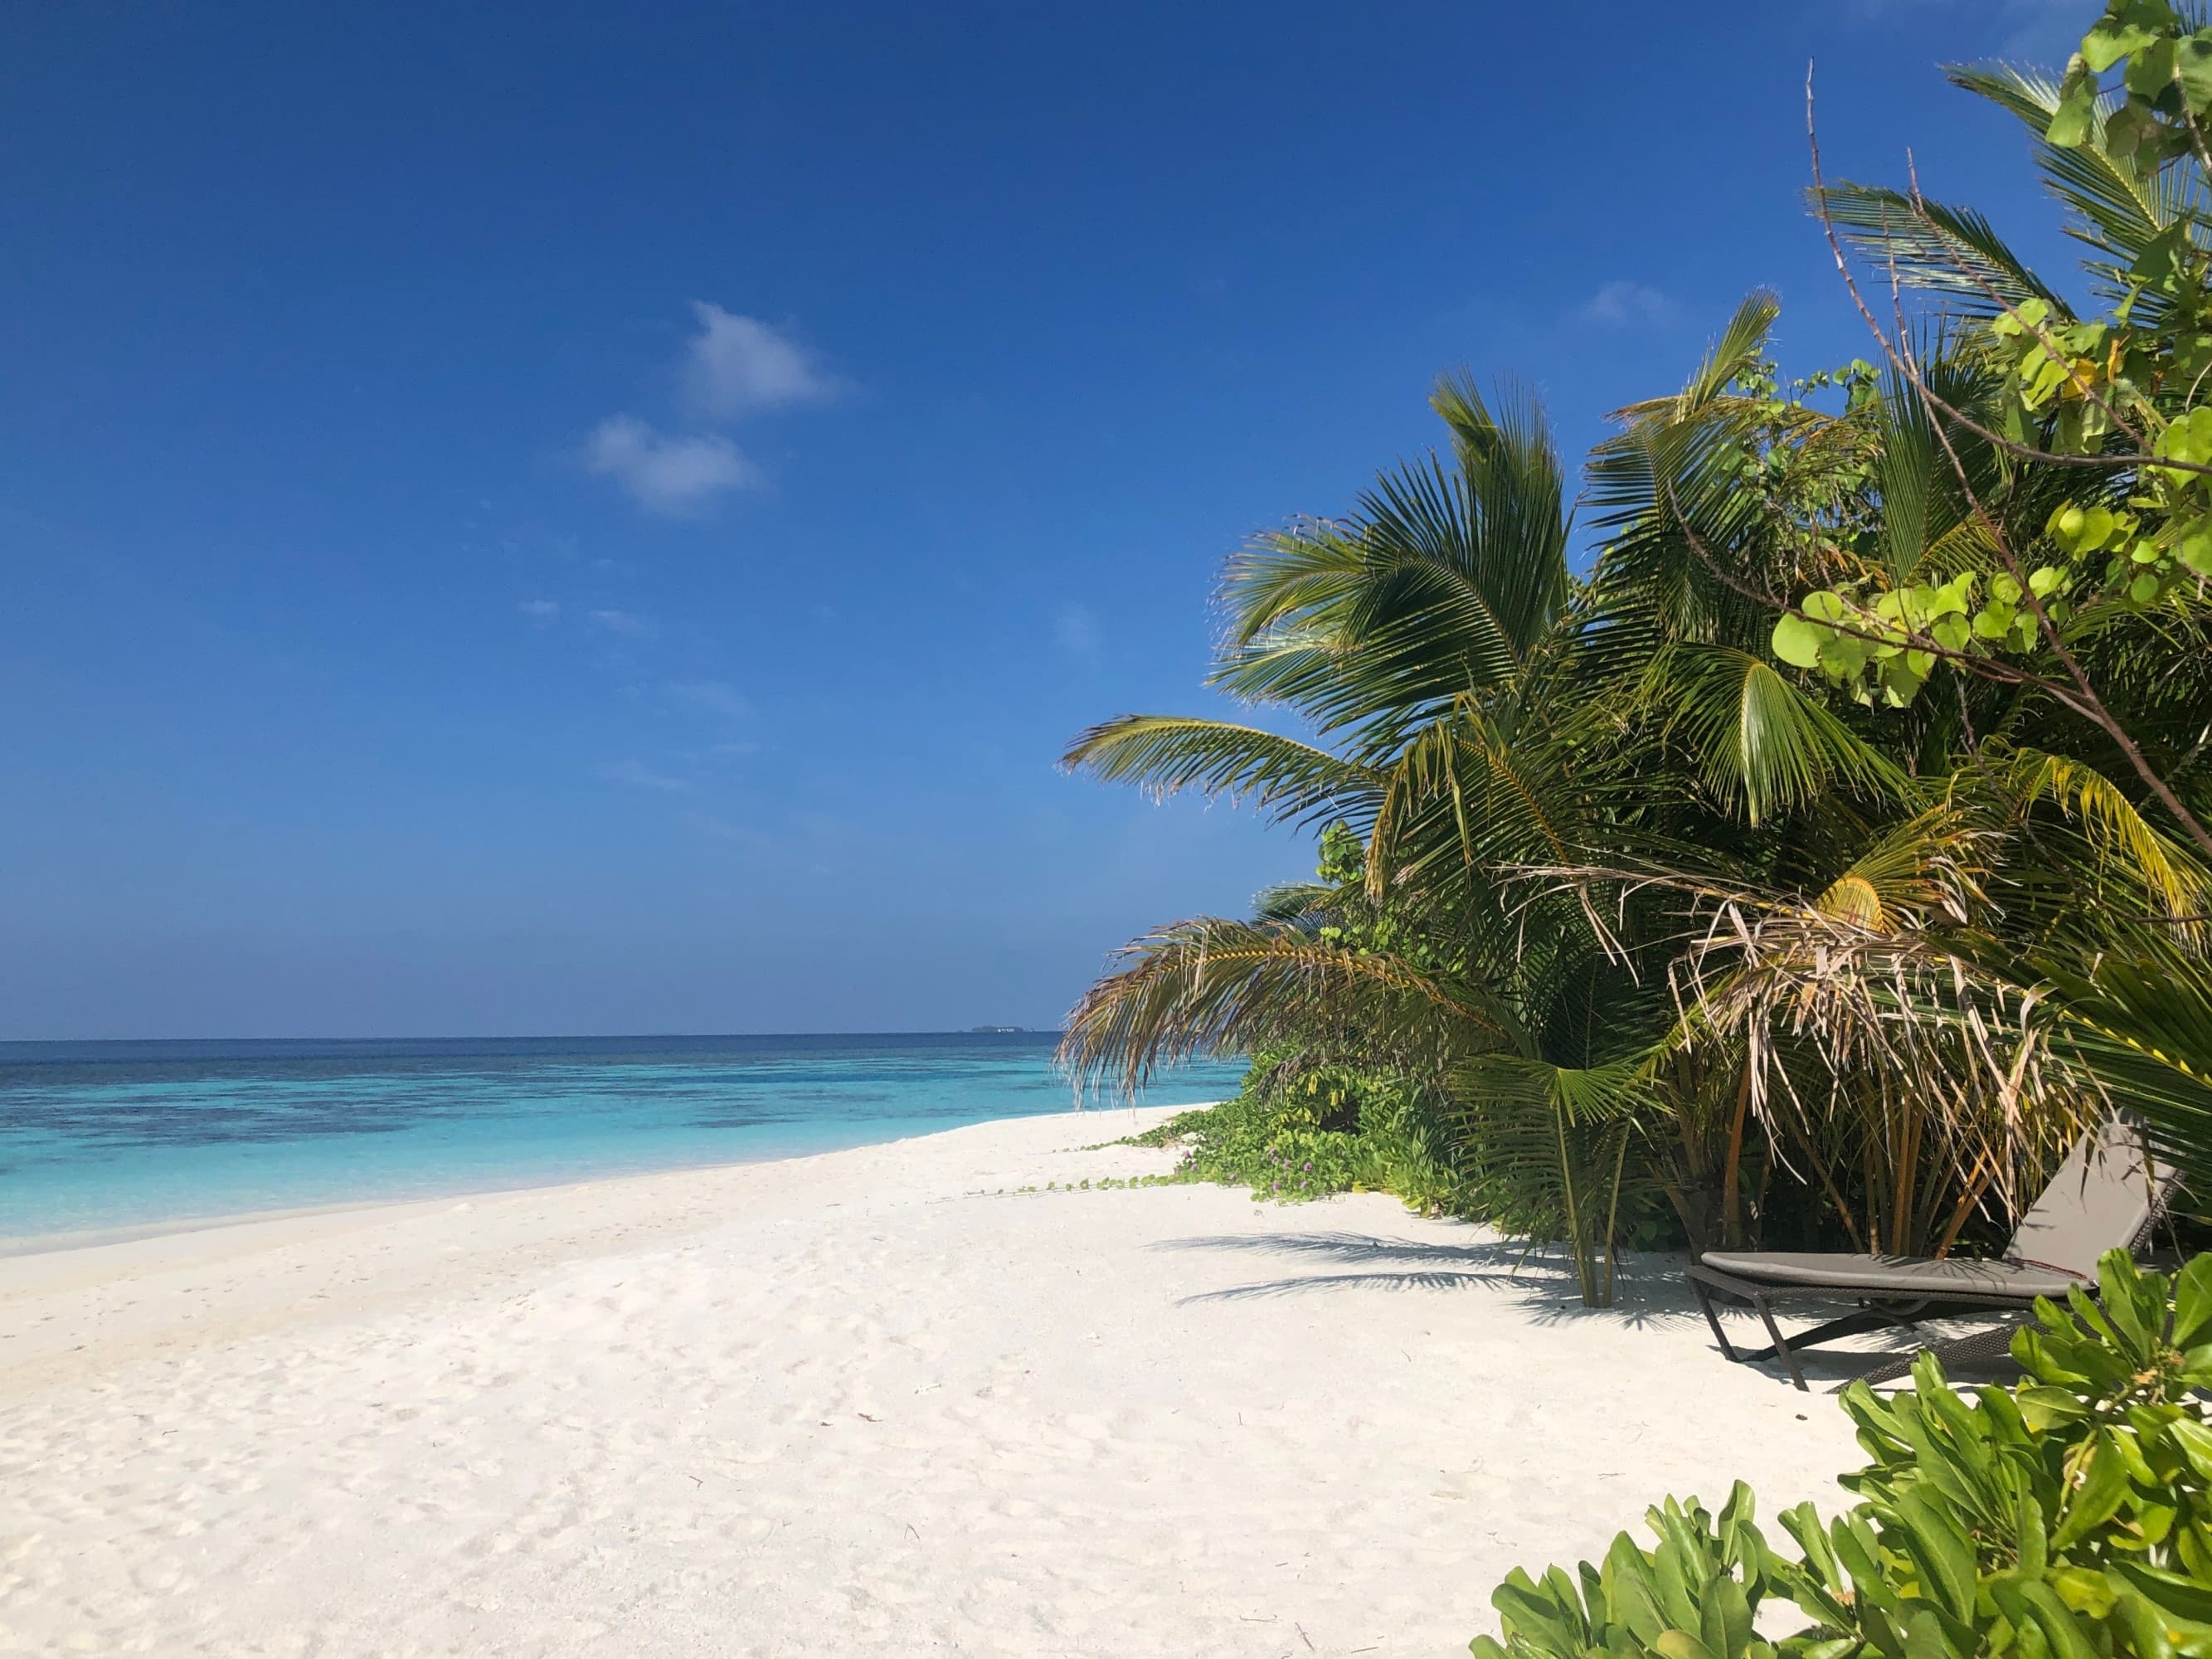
xmin=518 ymin=599 xmax=560 ymax=624
xmin=1053 ymin=601 xmax=1101 ymax=659
xmin=583 ymin=415 xmax=756 ymax=516
xmin=1582 ymin=280 xmax=1673 ymax=328
xmin=589 ymin=607 xmax=659 ymax=640
xmin=667 ymin=679 xmax=751 ymax=720
xmin=683 ymin=303 xmax=839 ymax=418
xmin=604 ymin=760 xmax=691 ymax=793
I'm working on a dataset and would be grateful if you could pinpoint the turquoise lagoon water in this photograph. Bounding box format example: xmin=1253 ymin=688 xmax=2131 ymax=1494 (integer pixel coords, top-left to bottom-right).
xmin=0 ymin=1034 xmax=1243 ymax=1246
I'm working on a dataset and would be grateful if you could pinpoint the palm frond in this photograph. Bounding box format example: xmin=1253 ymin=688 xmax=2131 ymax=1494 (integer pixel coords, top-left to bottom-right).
xmin=1211 ymin=377 xmax=1570 ymax=738
xmin=1062 ymin=714 xmax=1388 ymax=831
xmin=1449 ymin=1053 xmax=1660 ymax=1304
xmin=1250 ymin=880 xmax=1344 ymax=924
xmin=1815 ymin=182 xmax=2071 ymax=319
xmin=2042 ymin=937 xmax=2212 ymax=1201
xmin=1057 ymin=917 xmax=1519 ymax=1096
xmin=1680 ymin=292 xmax=1783 ymax=417
xmin=1642 ymin=644 xmax=1909 ymax=824
xmin=1947 ymin=62 xmax=2210 ymax=312
xmin=1973 ymin=743 xmax=2212 ymax=927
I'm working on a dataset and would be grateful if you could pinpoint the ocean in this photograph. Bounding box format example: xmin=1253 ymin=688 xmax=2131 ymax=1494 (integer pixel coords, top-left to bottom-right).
xmin=0 ymin=1033 xmax=1242 ymax=1247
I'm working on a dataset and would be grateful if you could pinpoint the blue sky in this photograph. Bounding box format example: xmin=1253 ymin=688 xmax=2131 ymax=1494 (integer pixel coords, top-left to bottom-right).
xmin=1 ymin=2 xmax=2095 ymax=1039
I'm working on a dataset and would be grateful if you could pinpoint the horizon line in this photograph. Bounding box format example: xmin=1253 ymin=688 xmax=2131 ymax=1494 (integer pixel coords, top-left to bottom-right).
xmin=0 ymin=1027 xmax=1077 ymax=1048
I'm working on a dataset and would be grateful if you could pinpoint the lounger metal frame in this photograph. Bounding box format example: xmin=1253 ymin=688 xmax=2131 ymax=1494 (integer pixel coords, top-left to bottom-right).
xmin=1684 ymin=1260 xmax=2052 ymax=1392
xmin=1686 ymin=1114 xmax=2180 ymax=1392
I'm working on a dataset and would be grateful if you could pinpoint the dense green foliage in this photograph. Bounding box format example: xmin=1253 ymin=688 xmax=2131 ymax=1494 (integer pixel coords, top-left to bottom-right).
xmin=1128 ymin=1056 xmax=1467 ymax=1209
xmin=1059 ymin=0 xmax=2212 ymax=1306
xmin=1470 ymin=1250 xmax=2212 ymax=1659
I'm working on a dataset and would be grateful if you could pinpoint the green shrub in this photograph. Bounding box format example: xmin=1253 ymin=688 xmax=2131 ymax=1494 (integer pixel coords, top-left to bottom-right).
xmin=1128 ymin=1053 xmax=1469 ymax=1209
xmin=1471 ymin=1249 xmax=2212 ymax=1659
xmin=1135 ymin=1053 xmax=1688 ymax=1246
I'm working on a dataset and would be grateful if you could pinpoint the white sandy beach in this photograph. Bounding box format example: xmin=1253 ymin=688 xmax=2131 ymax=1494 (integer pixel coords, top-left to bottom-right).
xmin=0 ymin=1108 xmax=1869 ymax=1657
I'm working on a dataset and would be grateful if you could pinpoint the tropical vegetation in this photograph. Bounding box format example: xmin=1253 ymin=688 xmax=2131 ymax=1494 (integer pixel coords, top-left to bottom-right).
xmin=1471 ymin=1249 xmax=2212 ymax=1659
xmin=1060 ymin=0 xmax=2212 ymax=1307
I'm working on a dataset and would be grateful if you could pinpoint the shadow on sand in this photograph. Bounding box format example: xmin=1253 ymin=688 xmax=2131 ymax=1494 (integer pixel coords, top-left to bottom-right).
xmin=1153 ymin=1227 xmax=2025 ymax=1393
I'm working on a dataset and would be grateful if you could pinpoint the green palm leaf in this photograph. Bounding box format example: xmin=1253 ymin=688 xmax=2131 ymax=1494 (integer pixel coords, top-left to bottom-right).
xmin=1057 ymin=916 xmax=1520 ymax=1096
xmin=1062 ymin=714 xmax=1388 ymax=831
xmin=1644 ymin=645 xmax=1909 ymax=825
xmin=1451 ymin=1054 xmax=1659 ymax=1306
xmin=2040 ymin=936 xmax=2212 ymax=1199
xmin=1947 ymin=63 xmax=2210 ymax=313
xmin=1211 ymin=376 xmax=1570 ymax=739
xmin=1815 ymin=182 xmax=2072 ymax=320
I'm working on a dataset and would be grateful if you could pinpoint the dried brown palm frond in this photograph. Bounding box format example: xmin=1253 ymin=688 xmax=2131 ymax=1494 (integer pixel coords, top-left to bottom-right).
xmin=1519 ymin=816 xmax=2100 ymax=1257
xmin=1670 ymin=878 xmax=2093 ymax=1257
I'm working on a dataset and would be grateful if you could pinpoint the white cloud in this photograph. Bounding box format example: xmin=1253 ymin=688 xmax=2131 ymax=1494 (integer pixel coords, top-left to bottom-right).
xmin=583 ymin=415 xmax=756 ymax=515
xmin=518 ymin=599 xmax=560 ymax=623
xmin=1053 ymin=601 xmax=1101 ymax=659
xmin=604 ymin=760 xmax=691 ymax=793
xmin=683 ymin=303 xmax=839 ymax=418
xmin=582 ymin=304 xmax=838 ymax=515
xmin=588 ymin=607 xmax=659 ymax=640
xmin=1583 ymin=280 xmax=1673 ymax=327
xmin=667 ymin=679 xmax=751 ymax=720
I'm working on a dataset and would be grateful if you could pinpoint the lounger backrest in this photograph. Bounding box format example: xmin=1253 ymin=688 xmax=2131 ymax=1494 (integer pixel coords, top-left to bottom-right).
xmin=2004 ymin=1116 xmax=2171 ymax=1282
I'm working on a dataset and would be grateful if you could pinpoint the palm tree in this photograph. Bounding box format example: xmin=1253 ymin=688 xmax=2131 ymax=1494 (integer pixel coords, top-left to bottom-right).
xmin=1059 ymin=353 xmax=1896 ymax=1301
xmin=1059 ymin=27 xmax=2212 ymax=1308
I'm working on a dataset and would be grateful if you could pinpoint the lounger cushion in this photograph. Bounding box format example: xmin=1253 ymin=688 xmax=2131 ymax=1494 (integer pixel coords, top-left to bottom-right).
xmin=1695 ymin=1251 xmax=2084 ymax=1299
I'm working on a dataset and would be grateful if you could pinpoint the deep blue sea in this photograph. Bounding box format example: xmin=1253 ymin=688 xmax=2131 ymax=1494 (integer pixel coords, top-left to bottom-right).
xmin=0 ymin=1033 xmax=1242 ymax=1246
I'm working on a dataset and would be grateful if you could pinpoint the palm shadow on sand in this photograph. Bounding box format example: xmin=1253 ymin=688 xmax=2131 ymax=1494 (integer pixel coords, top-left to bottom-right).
xmin=1151 ymin=1229 xmax=2005 ymax=1387
xmin=1153 ymin=1229 xmax=1620 ymax=1315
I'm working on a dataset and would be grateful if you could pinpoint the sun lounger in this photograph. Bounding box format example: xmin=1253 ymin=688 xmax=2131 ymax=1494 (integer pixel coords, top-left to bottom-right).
xmin=1685 ymin=1116 xmax=2176 ymax=1389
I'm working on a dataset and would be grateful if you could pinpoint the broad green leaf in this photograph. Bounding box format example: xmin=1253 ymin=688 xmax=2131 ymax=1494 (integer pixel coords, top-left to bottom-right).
xmin=1773 ymin=613 xmax=1826 ymax=670
xmin=2108 ymin=1559 xmax=2212 ymax=1630
xmin=1896 ymin=1486 xmax=1977 ymax=1622
xmin=2053 ymin=1569 xmax=2117 ymax=1618
xmin=2174 ymin=1254 xmax=2212 ymax=1349
xmin=2112 ymin=1581 xmax=2179 ymax=1659
xmin=2125 ymin=35 xmax=2180 ymax=102
xmin=1801 ymin=589 xmax=1850 ymax=625
xmin=2047 ymin=85 xmax=2096 ymax=147
xmin=1652 ymin=1631 xmax=1718 ymax=1659
xmin=2084 ymin=17 xmax=2163 ymax=73
xmin=2170 ymin=1418 xmax=2212 ymax=1480
xmin=2019 ymin=1580 xmax=2104 ymax=1659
